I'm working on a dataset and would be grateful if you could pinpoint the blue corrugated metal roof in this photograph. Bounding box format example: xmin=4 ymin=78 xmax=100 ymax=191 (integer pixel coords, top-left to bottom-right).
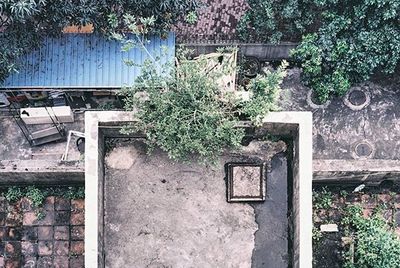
xmin=1 ymin=33 xmax=175 ymax=88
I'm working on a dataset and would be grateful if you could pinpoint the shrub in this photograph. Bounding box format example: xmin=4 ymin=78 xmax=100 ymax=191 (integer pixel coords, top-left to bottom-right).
xmin=237 ymin=0 xmax=319 ymax=43
xmin=240 ymin=61 xmax=288 ymax=125
xmin=3 ymin=186 xmax=85 ymax=207
xmin=119 ymin=44 xmax=286 ymax=162
xmin=342 ymin=205 xmax=400 ymax=268
xmin=59 ymin=186 xmax=85 ymax=200
xmin=25 ymin=186 xmax=46 ymax=208
xmin=313 ymin=186 xmax=333 ymax=209
xmin=120 ymin=49 xmax=245 ymax=163
xmin=239 ymin=0 xmax=400 ymax=102
xmin=5 ymin=186 xmax=24 ymax=203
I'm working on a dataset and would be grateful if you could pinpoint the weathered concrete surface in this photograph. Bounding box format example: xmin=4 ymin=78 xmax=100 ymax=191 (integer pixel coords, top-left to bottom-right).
xmin=0 ymin=112 xmax=84 ymax=161
xmin=232 ymin=165 xmax=262 ymax=196
xmin=313 ymin=159 xmax=400 ymax=184
xmin=281 ymin=68 xmax=400 ymax=161
xmin=105 ymin=146 xmax=138 ymax=170
xmin=0 ymin=112 xmax=84 ymax=183
xmin=252 ymin=153 xmax=288 ymax=268
xmin=0 ymin=160 xmax=84 ymax=184
xmin=84 ymin=111 xmax=312 ymax=268
xmin=104 ymin=139 xmax=288 ymax=268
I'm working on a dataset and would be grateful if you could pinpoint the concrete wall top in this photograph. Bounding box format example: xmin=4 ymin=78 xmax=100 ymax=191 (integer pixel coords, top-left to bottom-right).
xmin=84 ymin=111 xmax=312 ymax=268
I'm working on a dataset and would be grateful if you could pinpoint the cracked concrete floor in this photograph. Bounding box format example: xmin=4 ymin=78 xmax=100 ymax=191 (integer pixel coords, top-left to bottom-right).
xmin=0 ymin=112 xmax=84 ymax=161
xmin=281 ymin=68 xmax=400 ymax=160
xmin=104 ymin=139 xmax=289 ymax=268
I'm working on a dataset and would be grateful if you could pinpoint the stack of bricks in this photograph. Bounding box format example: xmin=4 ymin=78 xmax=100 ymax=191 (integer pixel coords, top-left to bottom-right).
xmin=0 ymin=195 xmax=85 ymax=268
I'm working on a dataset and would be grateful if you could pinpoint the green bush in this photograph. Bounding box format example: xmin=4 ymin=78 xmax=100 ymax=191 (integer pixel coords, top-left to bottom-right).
xmin=59 ymin=187 xmax=85 ymax=200
xmin=25 ymin=186 xmax=46 ymax=208
xmin=239 ymin=0 xmax=400 ymax=102
xmin=313 ymin=186 xmax=333 ymax=210
xmin=121 ymin=49 xmax=245 ymax=162
xmin=3 ymin=186 xmax=85 ymax=207
xmin=5 ymin=186 xmax=24 ymax=203
xmin=120 ymin=44 xmax=286 ymax=162
xmin=237 ymin=0 xmax=315 ymax=43
xmin=342 ymin=205 xmax=400 ymax=268
xmin=240 ymin=61 xmax=287 ymax=125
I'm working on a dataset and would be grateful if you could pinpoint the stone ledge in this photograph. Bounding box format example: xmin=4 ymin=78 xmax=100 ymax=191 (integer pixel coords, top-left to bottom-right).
xmin=0 ymin=160 xmax=84 ymax=185
xmin=313 ymin=159 xmax=400 ymax=183
xmin=314 ymin=159 xmax=400 ymax=172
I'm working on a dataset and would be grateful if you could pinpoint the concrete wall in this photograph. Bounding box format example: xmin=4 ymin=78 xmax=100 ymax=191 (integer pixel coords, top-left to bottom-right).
xmin=0 ymin=160 xmax=84 ymax=185
xmin=314 ymin=159 xmax=400 ymax=185
xmin=85 ymin=111 xmax=313 ymax=268
xmin=183 ymin=43 xmax=297 ymax=60
xmin=262 ymin=112 xmax=313 ymax=268
xmin=97 ymin=131 xmax=105 ymax=267
xmin=85 ymin=112 xmax=139 ymax=268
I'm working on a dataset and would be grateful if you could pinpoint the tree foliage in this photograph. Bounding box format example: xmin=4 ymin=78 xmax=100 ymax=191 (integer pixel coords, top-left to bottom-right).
xmin=119 ymin=44 xmax=286 ymax=162
xmin=240 ymin=61 xmax=287 ymax=125
xmin=237 ymin=0 xmax=319 ymax=43
xmin=0 ymin=0 xmax=199 ymax=82
xmin=121 ymin=49 xmax=244 ymax=162
xmin=238 ymin=0 xmax=400 ymax=102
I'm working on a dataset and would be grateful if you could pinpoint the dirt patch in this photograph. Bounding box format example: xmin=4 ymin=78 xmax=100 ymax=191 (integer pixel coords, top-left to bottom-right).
xmin=105 ymin=146 xmax=138 ymax=170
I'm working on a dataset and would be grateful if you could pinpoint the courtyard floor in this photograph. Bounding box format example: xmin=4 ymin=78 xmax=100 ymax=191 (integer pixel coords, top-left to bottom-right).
xmin=0 ymin=194 xmax=84 ymax=268
xmin=282 ymin=68 xmax=400 ymax=161
xmin=104 ymin=138 xmax=290 ymax=268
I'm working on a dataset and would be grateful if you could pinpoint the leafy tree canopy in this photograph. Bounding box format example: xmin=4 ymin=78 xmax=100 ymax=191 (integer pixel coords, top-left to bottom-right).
xmin=238 ymin=0 xmax=400 ymax=102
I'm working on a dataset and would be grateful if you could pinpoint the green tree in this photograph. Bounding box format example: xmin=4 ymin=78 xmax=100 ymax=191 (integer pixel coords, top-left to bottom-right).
xmin=237 ymin=0 xmax=318 ymax=43
xmin=238 ymin=0 xmax=400 ymax=102
xmin=120 ymin=51 xmax=287 ymax=162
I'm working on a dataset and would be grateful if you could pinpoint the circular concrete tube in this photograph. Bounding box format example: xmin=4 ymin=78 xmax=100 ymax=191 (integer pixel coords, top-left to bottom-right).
xmin=352 ymin=140 xmax=375 ymax=159
xmin=243 ymin=56 xmax=261 ymax=78
xmin=343 ymin=87 xmax=370 ymax=111
xmin=306 ymin=89 xmax=331 ymax=109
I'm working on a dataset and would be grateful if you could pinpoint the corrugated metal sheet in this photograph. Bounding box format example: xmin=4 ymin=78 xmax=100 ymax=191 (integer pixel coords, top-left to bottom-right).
xmin=1 ymin=33 xmax=175 ymax=89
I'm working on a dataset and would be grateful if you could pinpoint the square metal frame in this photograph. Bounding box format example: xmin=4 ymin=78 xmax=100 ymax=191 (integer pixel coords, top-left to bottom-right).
xmin=227 ymin=162 xmax=266 ymax=202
